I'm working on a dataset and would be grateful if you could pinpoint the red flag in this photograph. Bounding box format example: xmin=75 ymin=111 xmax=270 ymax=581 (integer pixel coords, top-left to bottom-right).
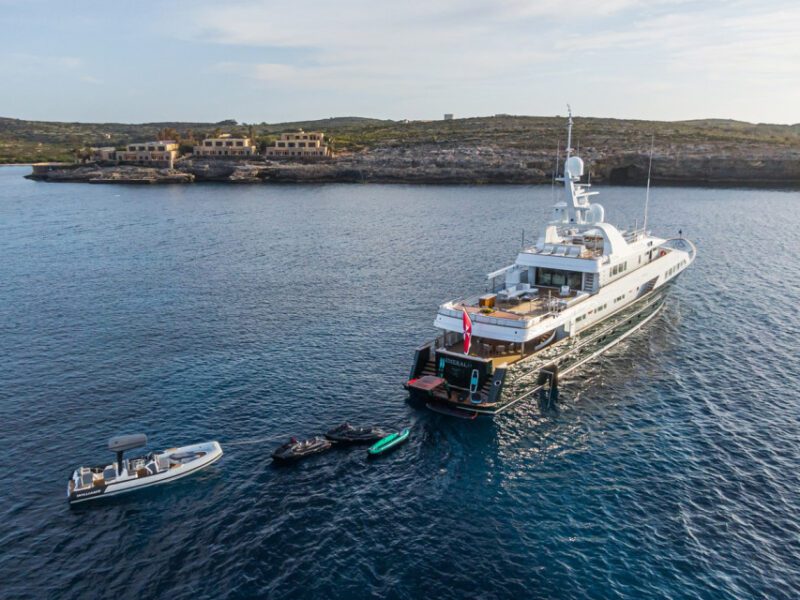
xmin=463 ymin=309 xmax=473 ymax=354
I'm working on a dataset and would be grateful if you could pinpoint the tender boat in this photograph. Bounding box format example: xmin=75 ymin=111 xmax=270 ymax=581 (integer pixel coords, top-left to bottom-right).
xmin=271 ymin=436 xmax=332 ymax=462
xmin=325 ymin=423 xmax=388 ymax=444
xmin=367 ymin=429 xmax=410 ymax=457
xmin=405 ymin=110 xmax=696 ymax=417
xmin=67 ymin=434 xmax=223 ymax=505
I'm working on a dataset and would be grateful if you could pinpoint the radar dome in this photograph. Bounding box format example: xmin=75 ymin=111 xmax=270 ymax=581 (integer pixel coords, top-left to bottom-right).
xmin=565 ymin=156 xmax=584 ymax=177
xmin=588 ymin=203 xmax=605 ymax=224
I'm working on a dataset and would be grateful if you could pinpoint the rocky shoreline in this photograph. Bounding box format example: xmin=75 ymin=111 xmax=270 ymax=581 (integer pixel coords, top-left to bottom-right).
xmin=25 ymin=143 xmax=800 ymax=187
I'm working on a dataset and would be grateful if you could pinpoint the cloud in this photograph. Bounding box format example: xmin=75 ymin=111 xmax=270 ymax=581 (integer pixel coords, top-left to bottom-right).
xmin=556 ymin=4 xmax=800 ymax=82
xmin=5 ymin=52 xmax=83 ymax=69
xmin=80 ymin=74 xmax=103 ymax=84
xmin=183 ymin=0 xmax=800 ymax=121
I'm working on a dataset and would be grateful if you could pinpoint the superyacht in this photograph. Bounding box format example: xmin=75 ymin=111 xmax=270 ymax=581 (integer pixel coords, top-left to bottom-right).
xmin=405 ymin=112 xmax=696 ymax=417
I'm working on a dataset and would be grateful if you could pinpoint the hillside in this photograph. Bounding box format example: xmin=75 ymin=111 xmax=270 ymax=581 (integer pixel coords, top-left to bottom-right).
xmin=11 ymin=114 xmax=800 ymax=186
xmin=0 ymin=116 xmax=390 ymax=163
xmin=3 ymin=114 xmax=799 ymax=164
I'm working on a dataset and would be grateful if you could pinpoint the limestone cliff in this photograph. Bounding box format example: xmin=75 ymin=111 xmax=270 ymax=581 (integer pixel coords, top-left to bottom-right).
xmin=26 ymin=143 xmax=800 ymax=186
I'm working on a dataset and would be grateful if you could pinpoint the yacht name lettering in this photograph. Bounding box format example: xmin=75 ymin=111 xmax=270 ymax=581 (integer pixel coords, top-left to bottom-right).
xmin=443 ymin=358 xmax=473 ymax=369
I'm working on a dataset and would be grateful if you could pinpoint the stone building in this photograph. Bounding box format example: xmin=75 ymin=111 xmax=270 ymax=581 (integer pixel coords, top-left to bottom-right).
xmin=116 ymin=141 xmax=179 ymax=168
xmin=89 ymin=147 xmax=117 ymax=162
xmin=266 ymin=130 xmax=331 ymax=158
xmin=193 ymin=134 xmax=256 ymax=157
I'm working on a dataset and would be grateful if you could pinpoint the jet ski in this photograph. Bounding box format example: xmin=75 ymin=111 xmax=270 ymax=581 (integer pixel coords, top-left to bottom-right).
xmin=67 ymin=434 xmax=223 ymax=505
xmin=271 ymin=436 xmax=332 ymax=462
xmin=325 ymin=423 xmax=388 ymax=444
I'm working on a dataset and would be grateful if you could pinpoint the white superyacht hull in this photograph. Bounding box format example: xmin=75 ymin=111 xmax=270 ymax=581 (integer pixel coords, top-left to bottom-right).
xmin=409 ymin=282 xmax=671 ymax=417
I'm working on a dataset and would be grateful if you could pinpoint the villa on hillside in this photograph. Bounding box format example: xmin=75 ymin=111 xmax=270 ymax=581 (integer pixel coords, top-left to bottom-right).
xmin=89 ymin=147 xmax=118 ymax=162
xmin=193 ymin=134 xmax=256 ymax=157
xmin=266 ymin=130 xmax=332 ymax=159
xmin=115 ymin=141 xmax=180 ymax=168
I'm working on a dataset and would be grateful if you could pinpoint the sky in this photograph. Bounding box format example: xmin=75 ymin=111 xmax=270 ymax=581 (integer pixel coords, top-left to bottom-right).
xmin=0 ymin=0 xmax=798 ymax=124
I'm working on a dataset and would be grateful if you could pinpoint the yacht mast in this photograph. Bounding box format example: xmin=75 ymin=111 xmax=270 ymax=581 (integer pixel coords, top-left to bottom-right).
xmin=644 ymin=134 xmax=654 ymax=232
xmin=565 ymin=105 xmax=573 ymax=160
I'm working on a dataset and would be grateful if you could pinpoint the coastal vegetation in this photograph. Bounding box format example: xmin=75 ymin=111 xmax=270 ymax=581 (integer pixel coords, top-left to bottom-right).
xmin=2 ymin=114 xmax=798 ymax=164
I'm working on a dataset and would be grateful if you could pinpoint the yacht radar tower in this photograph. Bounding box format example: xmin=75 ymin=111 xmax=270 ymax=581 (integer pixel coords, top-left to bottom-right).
xmin=551 ymin=106 xmax=603 ymax=229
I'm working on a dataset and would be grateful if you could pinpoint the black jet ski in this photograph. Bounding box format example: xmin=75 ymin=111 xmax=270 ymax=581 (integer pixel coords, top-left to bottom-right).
xmin=271 ymin=436 xmax=332 ymax=462
xmin=325 ymin=423 xmax=388 ymax=444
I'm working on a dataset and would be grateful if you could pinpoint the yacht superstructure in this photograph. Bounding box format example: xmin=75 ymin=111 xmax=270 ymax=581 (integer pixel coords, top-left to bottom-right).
xmin=405 ymin=113 xmax=696 ymax=417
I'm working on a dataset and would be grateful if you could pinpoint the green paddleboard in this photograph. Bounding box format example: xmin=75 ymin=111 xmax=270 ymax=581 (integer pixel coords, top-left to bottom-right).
xmin=368 ymin=429 xmax=409 ymax=456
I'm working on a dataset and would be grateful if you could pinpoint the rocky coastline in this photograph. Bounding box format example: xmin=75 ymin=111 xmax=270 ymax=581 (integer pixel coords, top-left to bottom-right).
xmin=25 ymin=142 xmax=800 ymax=187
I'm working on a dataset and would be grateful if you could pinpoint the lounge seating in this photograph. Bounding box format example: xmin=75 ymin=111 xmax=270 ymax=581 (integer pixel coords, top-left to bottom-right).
xmin=498 ymin=283 xmax=531 ymax=301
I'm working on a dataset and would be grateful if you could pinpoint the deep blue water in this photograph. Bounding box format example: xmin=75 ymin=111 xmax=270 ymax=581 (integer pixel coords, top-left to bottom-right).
xmin=1 ymin=166 xmax=799 ymax=600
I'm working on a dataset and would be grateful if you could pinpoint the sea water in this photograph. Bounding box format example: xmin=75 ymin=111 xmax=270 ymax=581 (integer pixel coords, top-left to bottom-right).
xmin=1 ymin=166 xmax=799 ymax=599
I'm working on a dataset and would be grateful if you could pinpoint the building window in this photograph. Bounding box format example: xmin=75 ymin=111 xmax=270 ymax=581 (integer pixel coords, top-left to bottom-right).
xmin=298 ymin=142 xmax=305 ymax=147
xmin=288 ymin=143 xmax=295 ymax=148
xmin=236 ymin=141 xmax=243 ymax=147
xmin=158 ymin=146 xmax=165 ymax=151
xmin=278 ymin=142 xmax=285 ymax=147
xmin=205 ymin=141 xmax=212 ymax=147
xmin=215 ymin=142 xmax=222 ymax=147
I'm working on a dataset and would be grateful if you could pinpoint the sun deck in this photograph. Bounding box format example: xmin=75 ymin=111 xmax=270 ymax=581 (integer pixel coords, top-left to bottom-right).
xmin=453 ymin=285 xmax=586 ymax=321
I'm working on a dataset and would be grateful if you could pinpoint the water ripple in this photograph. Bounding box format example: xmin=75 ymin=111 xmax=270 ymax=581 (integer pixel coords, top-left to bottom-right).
xmin=1 ymin=169 xmax=799 ymax=599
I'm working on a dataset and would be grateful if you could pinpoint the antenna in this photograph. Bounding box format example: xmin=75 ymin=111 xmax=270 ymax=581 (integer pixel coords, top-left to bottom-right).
xmin=551 ymin=139 xmax=560 ymax=203
xmin=566 ymin=104 xmax=573 ymax=159
xmin=643 ymin=134 xmax=654 ymax=233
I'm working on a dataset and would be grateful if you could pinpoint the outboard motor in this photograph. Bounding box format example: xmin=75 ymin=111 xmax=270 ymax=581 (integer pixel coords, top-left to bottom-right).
xmin=108 ymin=434 xmax=147 ymax=474
xmin=536 ymin=365 xmax=560 ymax=410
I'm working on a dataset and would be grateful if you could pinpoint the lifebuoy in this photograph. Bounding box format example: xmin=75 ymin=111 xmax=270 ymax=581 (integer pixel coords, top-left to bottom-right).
xmin=659 ymin=250 xmax=667 ymax=257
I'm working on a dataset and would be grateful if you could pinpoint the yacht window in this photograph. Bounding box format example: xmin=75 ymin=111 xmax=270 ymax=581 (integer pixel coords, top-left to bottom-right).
xmin=536 ymin=268 xmax=581 ymax=290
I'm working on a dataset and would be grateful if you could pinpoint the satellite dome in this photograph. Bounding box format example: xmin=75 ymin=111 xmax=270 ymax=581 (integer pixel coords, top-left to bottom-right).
xmin=565 ymin=156 xmax=584 ymax=178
